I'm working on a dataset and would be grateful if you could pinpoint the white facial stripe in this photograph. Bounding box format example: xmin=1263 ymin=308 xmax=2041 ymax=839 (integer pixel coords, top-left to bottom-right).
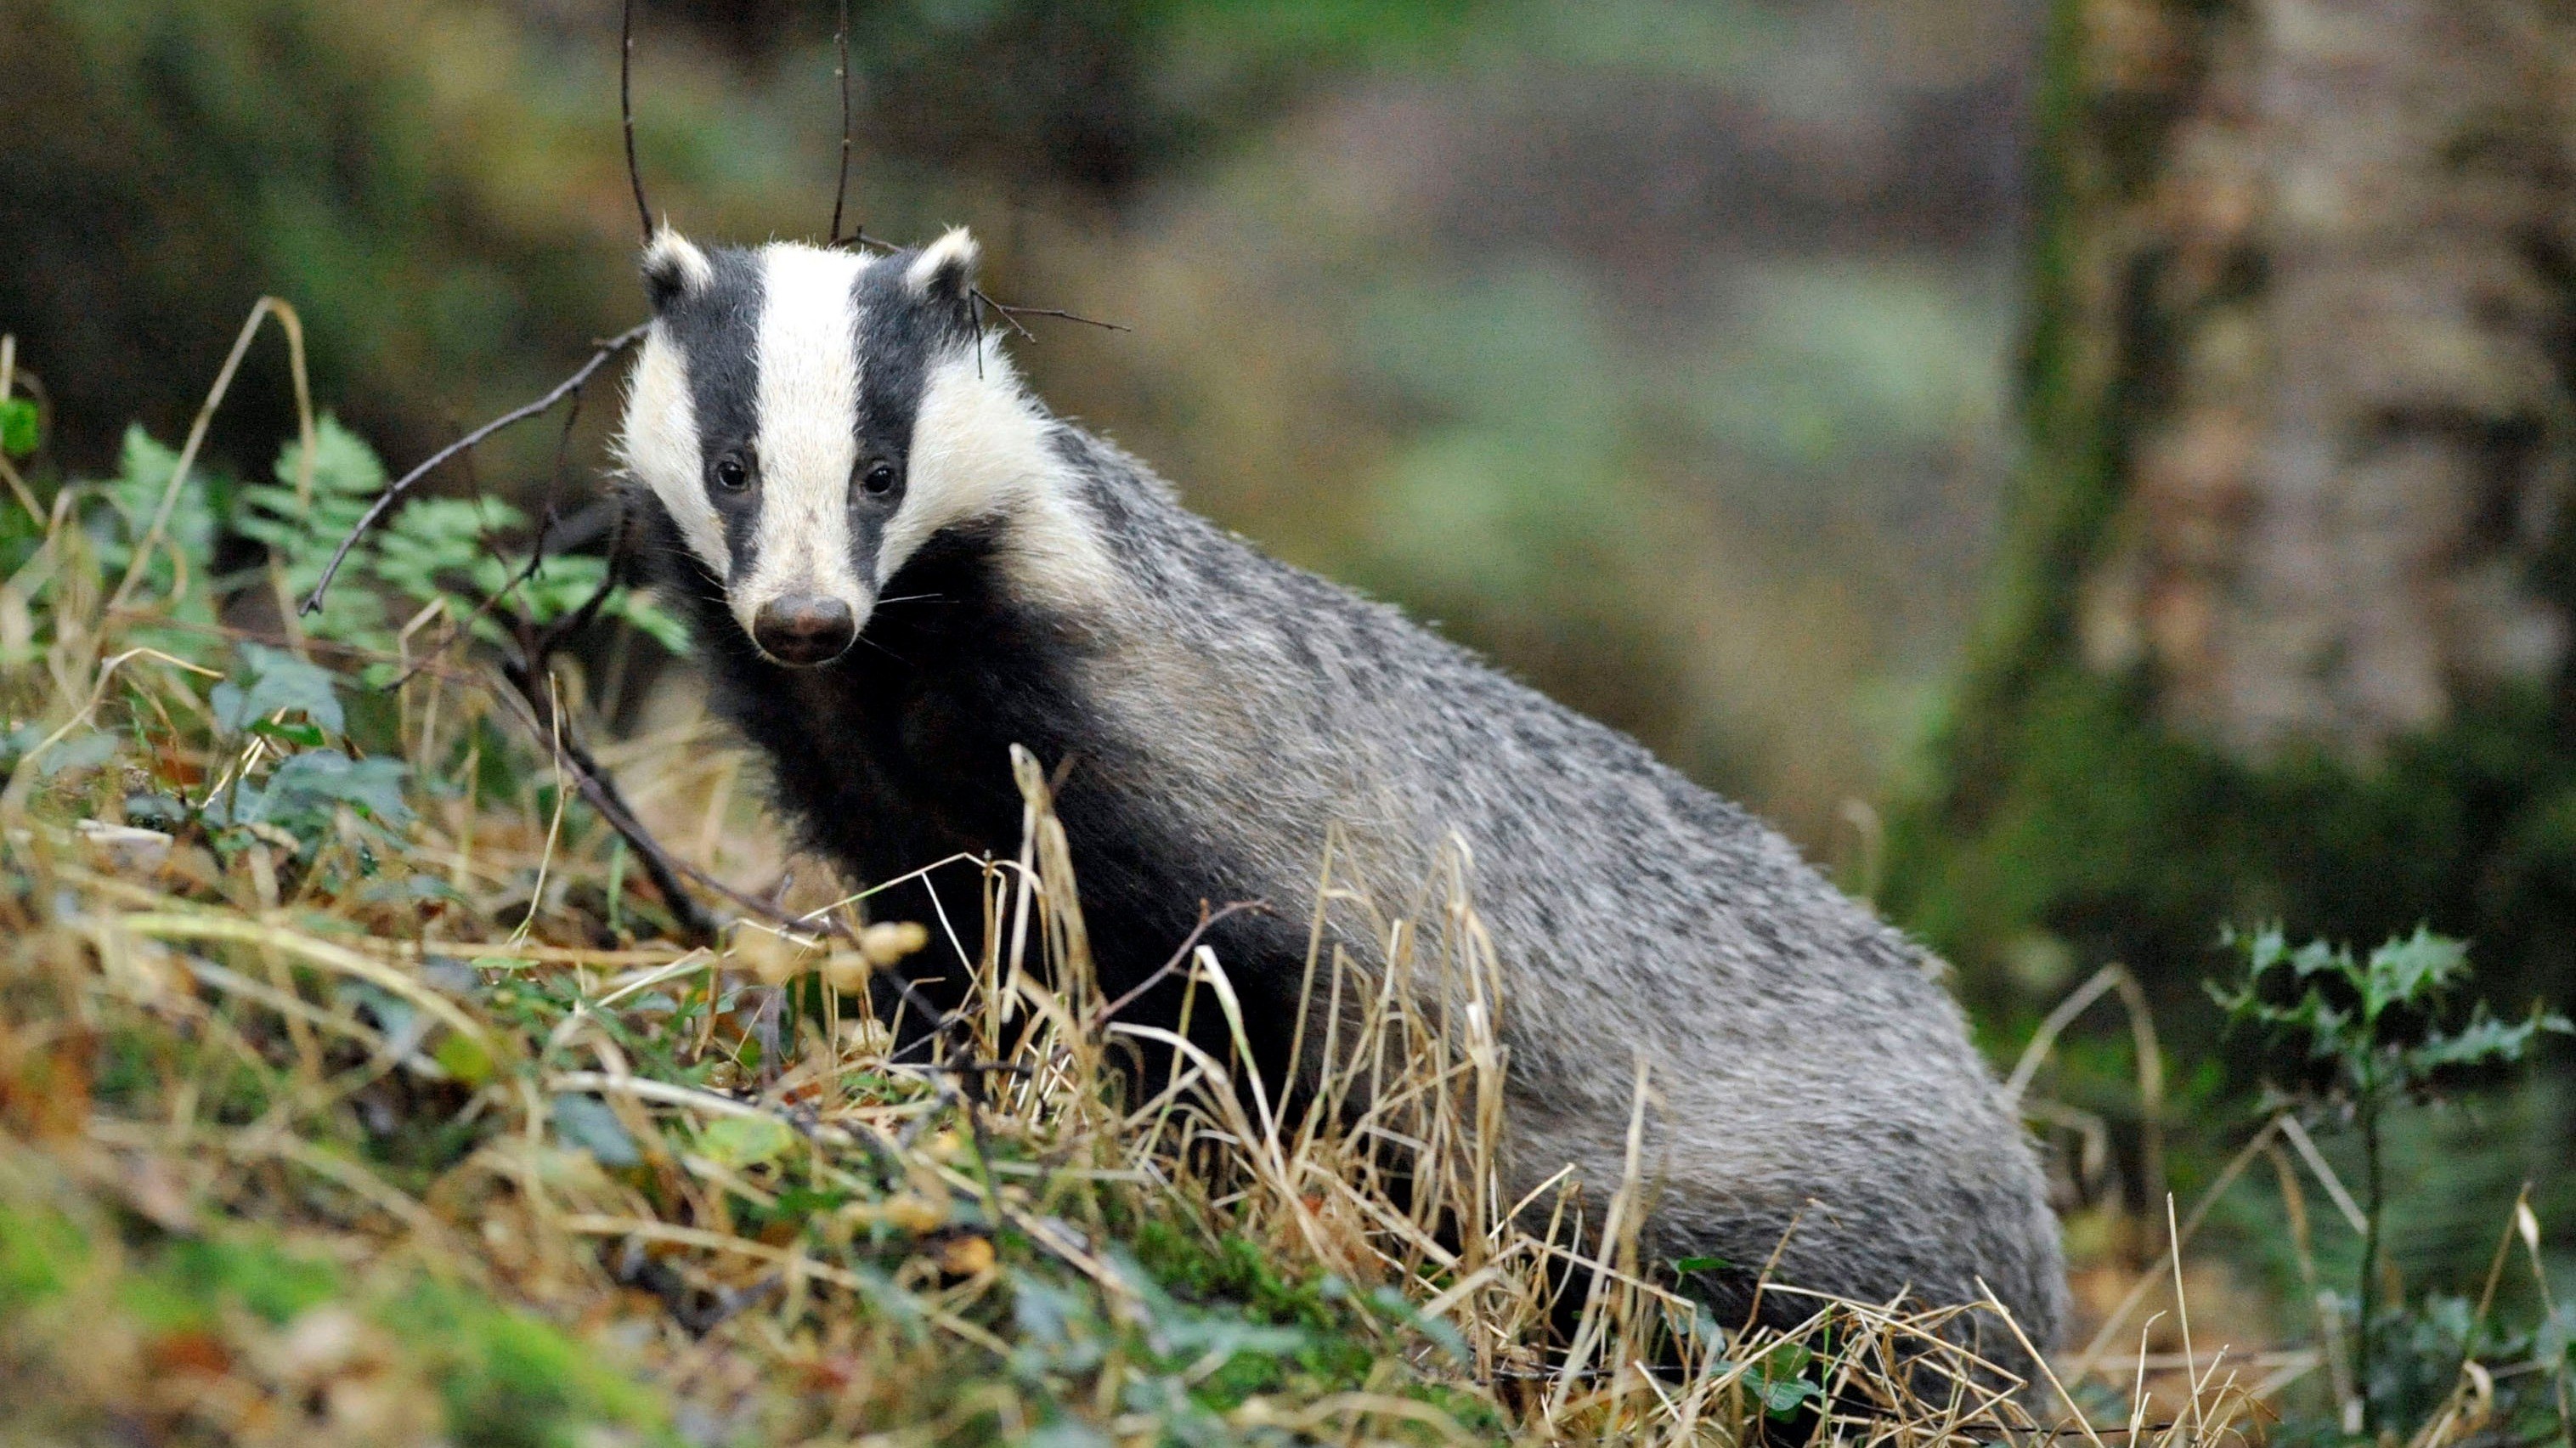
xmin=740 ymin=244 xmax=869 ymax=627
xmin=619 ymin=331 xmax=728 ymax=574
xmin=884 ymin=343 xmax=1120 ymax=610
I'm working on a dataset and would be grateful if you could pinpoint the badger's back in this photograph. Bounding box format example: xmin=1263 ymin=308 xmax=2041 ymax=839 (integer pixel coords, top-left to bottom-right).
xmin=1049 ymin=431 xmax=2065 ymax=1340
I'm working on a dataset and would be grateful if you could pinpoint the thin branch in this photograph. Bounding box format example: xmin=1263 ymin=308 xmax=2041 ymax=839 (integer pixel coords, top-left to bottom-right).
xmin=829 ymin=0 xmax=856 ymax=245
xmin=623 ymin=0 xmax=652 ymax=242
xmin=970 ymin=286 xmax=1132 ymax=335
xmin=974 ymin=290 xmax=1034 ymax=344
xmin=483 ymin=655 xmax=997 ymax=1084
xmin=300 ymin=325 xmax=647 ymax=617
xmin=533 ymin=490 xmax=634 ymax=660
xmin=1094 ymin=900 xmax=1270 ymax=1026
xmin=489 ymin=659 xmax=726 ymax=943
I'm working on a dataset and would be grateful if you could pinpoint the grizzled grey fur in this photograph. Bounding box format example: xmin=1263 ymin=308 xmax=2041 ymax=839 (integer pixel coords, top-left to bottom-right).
xmin=614 ymin=229 xmax=2069 ymax=1366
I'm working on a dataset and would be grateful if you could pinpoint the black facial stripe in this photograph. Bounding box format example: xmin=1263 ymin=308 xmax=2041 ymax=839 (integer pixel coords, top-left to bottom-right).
xmin=852 ymin=250 xmax=978 ymax=482
xmin=655 ymin=248 xmax=766 ymax=579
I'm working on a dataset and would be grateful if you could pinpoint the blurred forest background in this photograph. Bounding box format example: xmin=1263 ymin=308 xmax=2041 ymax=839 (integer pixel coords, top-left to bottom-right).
xmin=6 ymin=0 xmax=2573 ymax=1369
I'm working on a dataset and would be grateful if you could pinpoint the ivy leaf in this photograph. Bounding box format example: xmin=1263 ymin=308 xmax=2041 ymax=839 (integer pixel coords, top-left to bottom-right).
xmin=1753 ymin=1341 xmax=1822 ymax=1418
xmin=1760 ymin=1373 xmax=1822 ymax=1417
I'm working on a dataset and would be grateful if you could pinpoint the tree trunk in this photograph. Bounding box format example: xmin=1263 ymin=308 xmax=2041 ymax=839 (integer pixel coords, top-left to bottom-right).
xmin=2084 ymin=0 xmax=2575 ymax=756
xmin=1893 ymin=0 xmax=2576 ymax=1021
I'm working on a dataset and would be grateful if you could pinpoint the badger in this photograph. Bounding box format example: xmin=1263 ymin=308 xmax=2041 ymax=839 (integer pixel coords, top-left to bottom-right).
xmin=613 ymin=225 xmax=2068 ymax=1361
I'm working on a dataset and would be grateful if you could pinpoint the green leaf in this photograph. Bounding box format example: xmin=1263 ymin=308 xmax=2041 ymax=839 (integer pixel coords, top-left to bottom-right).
xmin=551 ymin=1094 xmax=642 ymax=1168
xmin=2363 ymin=927 xmax=2468 ymax=1018
xmin=29 ymin=730 xmax=119 ymax=779
xmin=1753 ymin=1341 xmax=1822 ymax=1418
xmin=2404 ymin=1007 xmax=2569 ymax=1073
xmin=211 ymin=642 xmax=345 ymax=738
xmin=1760 ymin=1373 xmax=1822 ymax=1417
xmin=217 ymin=750 xmax=411 ymax=834
xmin=91 ymin=426 xmax=223 ymax=600
xmin=247 ymin=719 xmax=327 ymax=748
xmin=1672 ymin=1255 xmax=1733 ymax=1275
xmin=432 ymin=1031 xmax=496 ymax=1088
xmin=694 ymin=1115 xmax=795 ymax=1169
xmin=0 ymin=399 xmax=37 ymax=458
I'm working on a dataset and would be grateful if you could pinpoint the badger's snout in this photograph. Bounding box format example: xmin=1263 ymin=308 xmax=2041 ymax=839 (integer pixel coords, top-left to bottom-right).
xmin=752 ymin=595 xmax=858 ymax=666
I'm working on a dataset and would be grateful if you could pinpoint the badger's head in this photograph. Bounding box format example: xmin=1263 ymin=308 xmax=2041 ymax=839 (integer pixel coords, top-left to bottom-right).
xmin=615 ymin=224 xmax=1071 ymax=667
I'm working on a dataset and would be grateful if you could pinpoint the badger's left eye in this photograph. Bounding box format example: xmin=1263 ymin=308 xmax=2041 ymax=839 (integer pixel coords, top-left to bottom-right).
xmin=861 ymin=462 xmax=898 ymax=496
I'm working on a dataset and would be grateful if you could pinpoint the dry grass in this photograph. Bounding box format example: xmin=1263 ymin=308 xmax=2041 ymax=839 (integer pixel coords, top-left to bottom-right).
xmin=0 ymin=313 xmax=2565 ymax=1446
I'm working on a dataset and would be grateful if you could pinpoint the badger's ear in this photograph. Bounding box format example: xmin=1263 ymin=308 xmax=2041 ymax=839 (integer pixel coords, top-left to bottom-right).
xmin=641 ymin=226 xmax=714 ymax=312
xmin=903 ymin=227 xmax=980 ymax=303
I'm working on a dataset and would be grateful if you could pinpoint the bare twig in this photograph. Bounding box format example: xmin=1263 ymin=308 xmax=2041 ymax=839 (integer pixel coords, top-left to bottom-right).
xmin=1093 ymin=899 xmax=1270 ymax=1026
xmin=830 ymin=0 xmax=856 ymax=245
xmin=969 ymin=287 xmax=1131 ymax=336
xmin=622 ymin=0 xmax=652 ymax=242
xmin=300 ymin=325 xmax=647 ymax=616
xmin=483 ymin=653 xmax=1002 ymax=1088
xmin=108 ymin=298 xmax=313 ymax=619
xmin=487 ymin=659 xmax=725 ymax=943
xmin=531 ymin=490 xmax=633 ymax=660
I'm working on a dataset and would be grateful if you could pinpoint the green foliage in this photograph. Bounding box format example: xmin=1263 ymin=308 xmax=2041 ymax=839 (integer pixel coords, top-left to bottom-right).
xmin=1739 ymin=1340 xmax=1826 ymax=1420
xmin=0 ymin=1200 xmax=672 ymax=1448
xmin=401 ymin=1281 xmax=669 ymax=1448
xmin=211 ymin=641 xmax=346 ymax=738
xmin=83 ymin=427 xmax=227 ymax=636
xmin=2210 ymin=927 xmax=2571 ymax=1436
xmin=2210 ymin=926 xmax=2571 ymax=1117
xmin=0 ymin=1203 xmax=85 ymax=1312
xmin=238 ymin=416 xmax=685 ymax=677
xmin=2361 ymin=1290 xmax=2576 ymax=1444
xmin=234 ymin=416 xmax=396 ymax=651
xmin=0 ymin=398 xmax=37 ymax=459
xmin=141 ymin=1236 xmax=343 ymax=1330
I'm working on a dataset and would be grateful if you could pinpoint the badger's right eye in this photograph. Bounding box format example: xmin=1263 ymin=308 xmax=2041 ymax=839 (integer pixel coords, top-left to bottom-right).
xmin=713 ymin=455 xmax=751 ymax=493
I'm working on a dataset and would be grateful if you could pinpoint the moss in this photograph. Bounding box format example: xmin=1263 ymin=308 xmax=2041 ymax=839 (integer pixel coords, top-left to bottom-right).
xmin=0 ymin=1202 xmax=86 ymax=1312
xmin=0 ymin=1193 xmax=672 ymax=1448
xmin=404 ymin=1281 xmax=669 ymax=1448
xmin=1127 ymin=1220 xmax=1383 ymax=1385
xmin=1891 ymin=650 xmax=2576 ymax=1038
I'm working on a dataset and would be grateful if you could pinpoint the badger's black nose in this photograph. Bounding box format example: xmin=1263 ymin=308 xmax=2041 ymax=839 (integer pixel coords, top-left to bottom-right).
xmin=752 ymin=596 xmax=857 ymax=665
